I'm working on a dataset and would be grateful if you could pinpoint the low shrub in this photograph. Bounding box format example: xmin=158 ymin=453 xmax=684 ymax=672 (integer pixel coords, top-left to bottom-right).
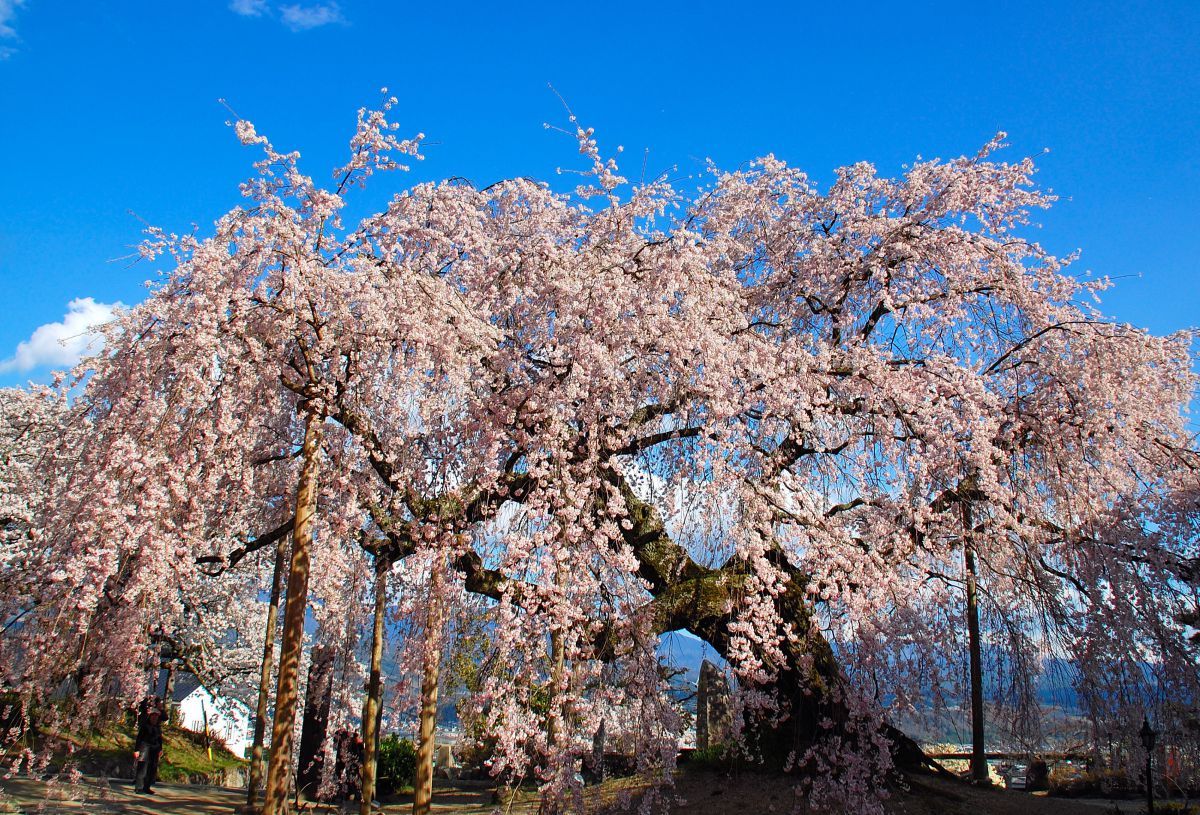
xmin=1157 ymin=803 xmax=1197 ymax=814
xmin=684 ymin=742 xmax=747 ymax=773
xmin=376 ymin=735 xmax=417 ymax=795
xmin=1049 ymin=768 xmax=1137 ymax=798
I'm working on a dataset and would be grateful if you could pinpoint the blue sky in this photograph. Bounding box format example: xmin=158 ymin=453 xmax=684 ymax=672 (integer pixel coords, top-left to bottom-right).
xmin=0 ymin=0 xmax=1196 ymax=388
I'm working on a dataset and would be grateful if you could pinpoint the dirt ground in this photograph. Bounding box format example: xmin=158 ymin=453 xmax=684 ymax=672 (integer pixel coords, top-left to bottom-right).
xmin=591 ymin=770 xmax=1139 ymax=815
xmin=0 ymin=772 xmax=1151 ymax=814
xmin=0 ymin=777 xmax=519 ymax=815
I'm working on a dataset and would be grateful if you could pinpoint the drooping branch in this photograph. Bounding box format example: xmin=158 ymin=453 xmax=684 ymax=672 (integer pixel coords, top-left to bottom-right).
xmin=195 ymin=516 xmax=295 ymax=576
xmin=605 ymin=426 xmax=705 ymax=457
xmin=610 ymin=473 xmax=709 ymax=592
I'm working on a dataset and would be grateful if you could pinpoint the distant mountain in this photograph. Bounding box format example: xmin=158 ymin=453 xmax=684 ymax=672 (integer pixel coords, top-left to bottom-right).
xmin=657 ymin=630 xmax=727 ymax=685
xmin=652 ymin=633 xmax=1097 ymax=740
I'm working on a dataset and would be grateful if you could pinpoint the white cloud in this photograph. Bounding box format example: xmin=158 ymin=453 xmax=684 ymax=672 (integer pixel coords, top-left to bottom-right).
xmin=0 ymin=0 xmax=26 ymax=59
xmin=229 ymin=0 xmax=269 ymax=16
xmin=0 ymin=0 xmax=25 ymax=38
xmin=0 ymin=298 xmax=124 ymax=374
xmin=279 ymin=2 xmax=344 ymax=31
xmin=229 ymin=1 xmax=347 ymax=32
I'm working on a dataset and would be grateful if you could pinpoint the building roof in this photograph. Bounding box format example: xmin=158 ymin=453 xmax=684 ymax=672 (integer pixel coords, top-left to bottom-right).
xmin=169 ymin=672 xmax=203 ymax=703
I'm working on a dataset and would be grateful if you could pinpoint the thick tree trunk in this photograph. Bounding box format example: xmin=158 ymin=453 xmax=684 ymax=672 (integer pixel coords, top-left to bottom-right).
xmin=360 ymin=555 xmax=390 ymax=815
xmin=547 ymin=627 xmax=566 ymax=748
xmin=262 ymin=410 xmax=324 ymax=815
xmin=612 ymin=473 xmax=941 ymax=775
xmin=963 ymin=502 xmax=988 ymax=783
xmin=246 ymin=529 xmax=289 ymax=809
xmin=296 ymin=645 xmax=335 ymax=798
xmin=547 ymin=552 xmax=568 ymax=758
xmin=540 ymin=625 xmax=568 ymax=815
xmin=412 ymin=563 xmax=444 ymax=815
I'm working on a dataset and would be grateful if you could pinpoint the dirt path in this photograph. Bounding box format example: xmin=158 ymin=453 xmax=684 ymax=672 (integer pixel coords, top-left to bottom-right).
xmin=0 ymin=777 xmax=521 ymax=815
xmin=0 ymin=773 xmax=1149 ymax=814
xmin=0 ymin=777 xmax=248 ymax=814
xmin=580 ymin=771 xmax=1142 ymax=815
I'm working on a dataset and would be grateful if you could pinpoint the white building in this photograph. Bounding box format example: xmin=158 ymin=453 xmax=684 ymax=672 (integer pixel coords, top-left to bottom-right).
xmin=168 ymin=674 xmax=253 ymax=759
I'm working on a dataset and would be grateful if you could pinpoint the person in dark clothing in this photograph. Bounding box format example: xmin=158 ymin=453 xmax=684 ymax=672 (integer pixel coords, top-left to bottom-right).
xmin=133 ymin=703 xmax=164 ymax=794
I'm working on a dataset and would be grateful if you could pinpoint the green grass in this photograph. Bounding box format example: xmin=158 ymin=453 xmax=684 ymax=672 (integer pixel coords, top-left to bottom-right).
xmin=39 ymin=719 xmax=246 ymax=783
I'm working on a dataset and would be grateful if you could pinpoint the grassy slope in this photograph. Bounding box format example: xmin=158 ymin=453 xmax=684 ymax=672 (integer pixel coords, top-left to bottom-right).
xmin=40 ymin=720 xmax=246 ymax=783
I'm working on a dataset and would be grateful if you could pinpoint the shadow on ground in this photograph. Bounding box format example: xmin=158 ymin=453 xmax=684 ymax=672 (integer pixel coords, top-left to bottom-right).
xmin=0 ymin=772 xmax=1147 ymax=814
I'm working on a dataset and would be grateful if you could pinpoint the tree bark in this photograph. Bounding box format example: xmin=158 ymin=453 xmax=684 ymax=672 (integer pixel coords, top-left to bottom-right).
xmin=296 ymin=645 xmax=335 ymax=798
xmin=609 ymin=472 xmax=941 ymax=774
xmin=262 ymin=410 xmax=324 ymax=815
xmin=547 ymin=626 xmax=566 ymax=749
xmin=539 ymin=623 xmax=568 ymax=815
xmin=246 ymin=528 xmax=289 ymax=809
xmin=547 ymin=548 xmax=568 ymax=762
xmin=360 ymin=554 xmax=390 ymax=815
xmin=964 ymin=502 xmax=988 ymax=783
xmin=412 ymin=562 xmax=444 ymax=815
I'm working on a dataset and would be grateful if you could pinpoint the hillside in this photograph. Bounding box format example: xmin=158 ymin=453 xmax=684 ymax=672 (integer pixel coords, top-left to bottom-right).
xmin=22 ymin=719 xmax=246 ymax=786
